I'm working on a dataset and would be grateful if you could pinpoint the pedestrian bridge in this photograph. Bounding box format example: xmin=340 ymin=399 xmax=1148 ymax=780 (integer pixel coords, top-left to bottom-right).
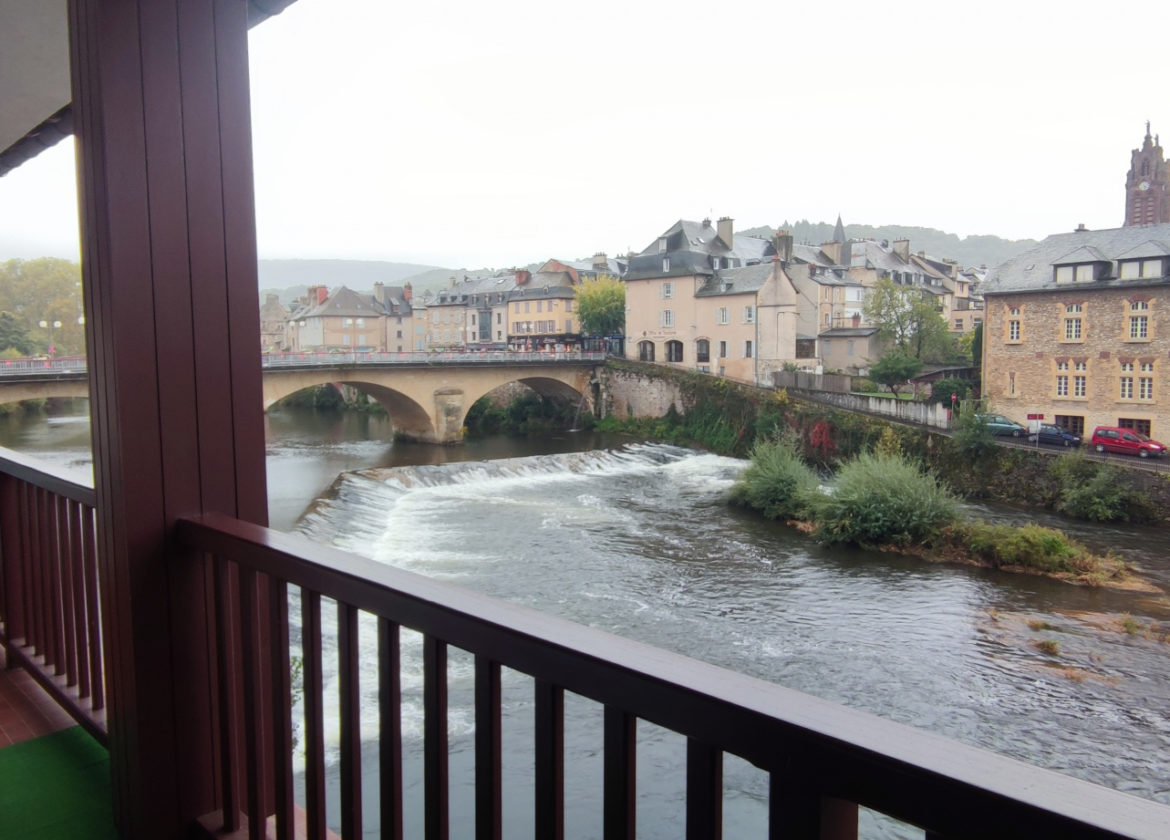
xmin=0 ymin=352 xmax=605 ymax=443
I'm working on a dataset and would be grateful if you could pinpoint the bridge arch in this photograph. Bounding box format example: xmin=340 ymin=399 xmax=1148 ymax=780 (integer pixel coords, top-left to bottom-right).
xmin=263 ymin=370 xmax=436 ymax=441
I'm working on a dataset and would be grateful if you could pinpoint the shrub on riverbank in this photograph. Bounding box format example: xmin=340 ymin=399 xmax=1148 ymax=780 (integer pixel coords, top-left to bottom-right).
xmin=1048 ymin=453 xmax=1158 ymax=523
xmin=729 ymin=435 xmax=821 ymax=521
xmin=812 ymin=452 xmax=958 ymax=547
xmin=942 ymin=520 xmax=1123 ymax=579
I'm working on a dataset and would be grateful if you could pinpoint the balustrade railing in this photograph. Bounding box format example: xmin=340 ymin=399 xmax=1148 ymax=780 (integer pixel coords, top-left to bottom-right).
xmin=0 ymin=350 xmax=608 ymax=379
xmin=178 ymin=512 xmax=1170 ymax=840
xmin=0 ymin=448 xmax=106 ymax=743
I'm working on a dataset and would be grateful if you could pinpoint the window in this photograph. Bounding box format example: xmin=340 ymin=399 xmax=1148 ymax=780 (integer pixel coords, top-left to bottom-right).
xmin=1120 ymin=259 xmax=1164 ymax=279
xmin=716 ymin=307 xmax=729 ymax=325
xmin=660 ymin=310 xmax=674 ymax=327
xmin=536 ymin=300 xmax=543 ymax=313
xmin=1008 ymin=372 xmax=1016 ymax=396
xmin=525 ymin=301 xmax=531 ymax=313
xmin=514 ymin=302 xmax=520 ymax=314
xmin=565 ymin=300 xmax=572 ymax=312
xmin=497 ymin=313 xmax=502 ymax=324
xmin=1054 ymin=415 xmax=1084 ymax=435
xmin=661 ymin=282 xmax=674 ymax=299
xmin=471 ymin=314 xmax=476 ymax=325
xmin=1140 ymin=361 xmax=1155 ymax=400
xmin=718 ymin=340 xmax=727 ymax=358
xmin=742 ymin=305 xmax=756 ymax=324
xmin=662 ymin=257 xmax=670 ymax=272
xmin=1120 ymin=361 xmax=1134 ymax=399
xmin=396 ymin=330 xmax=402 ymax=339
xmin=823 ymin=340 xmax=832 ymax=356
xmin=666 ymin=340 xmax=684 ymax=363
xmin=696 ymin=339 xmax=710 ymax=363
xmin=1073 ymin=360 xmax=1087 ymax=398
xmin=1008 ymin=319 xmax=1021 ymax=341
xmin=1063 ymin=303 xmax=1082 ymax=340
xmin=356 ymin=318 xmax=365 ymax=327
xmin=1128 ymin=300 xmax=1150 ymax=340
xmin=565 ymin=319 xmax=572 ymax=332
xmin=744 ymin=340 xmax=753 ymax=358
xmin=954 ymin=319 xmax=963 ymax=331
xmin=1119 ymin=417 xmax=1152 ymax=436
xmin=658 ymin=237 xmax=667 ymax=253
xmin=342 ymin=334 xmax=351 ymax=346
xmin=1055 ymin=360 xmax=1069 ymax=397
xmin=357 ymin=334 xmax=365 ymax=346
xmin=847 ymin=340 xmax=854 ymax=356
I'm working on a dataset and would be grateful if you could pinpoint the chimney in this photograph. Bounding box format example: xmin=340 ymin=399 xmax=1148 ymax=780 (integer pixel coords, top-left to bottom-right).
xmin=717 ymin=216 xmax=734 ymax=249
xmin=892 ymin=238 xmax=910 ymax=262
xmin=820 ymin=241 xmax=842 ymax=264
xmin=702 ymin=217 xmax=712 ymax=228
xmin=449 ymin=275 xmax=457 ymax=288
xmin=373 ymin=281 xmax=385 ymax=304
xmin=772 ymin=229 xmax=794 ymax=263
xmin=1075 ymin=223 xmax=1089 ymax=232
xmin=403 ymin=282 xmax=413 ymax=303
xmin=592 ymin=252 xmax=608 ymax=271
xmin=515 ymin=269 xmax=531 ymax=285
xmin=308 ymin=285 xmax=327 ymax=305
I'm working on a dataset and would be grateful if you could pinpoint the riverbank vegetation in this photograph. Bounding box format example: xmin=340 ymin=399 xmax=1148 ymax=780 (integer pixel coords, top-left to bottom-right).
xmin=464 ymin=392 xmax=588 ymax=437
xmin=730 ymin=436 xmax=1129 ymax=585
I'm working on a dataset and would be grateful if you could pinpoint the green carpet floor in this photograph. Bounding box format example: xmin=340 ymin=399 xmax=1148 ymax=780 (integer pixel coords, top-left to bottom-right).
xmin=0 ymin=726 xmax=119 ymax=839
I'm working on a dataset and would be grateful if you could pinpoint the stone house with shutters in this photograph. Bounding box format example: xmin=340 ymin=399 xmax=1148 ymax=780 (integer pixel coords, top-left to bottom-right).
xmin=980 ymin=223 xmax=1170 ymax=439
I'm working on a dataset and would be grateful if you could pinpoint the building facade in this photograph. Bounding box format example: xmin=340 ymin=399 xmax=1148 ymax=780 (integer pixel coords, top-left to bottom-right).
xmin=284 ymin=282 xmax=414 ymax=352
xmin=981 ymin=223 xmax=1170 ymax=438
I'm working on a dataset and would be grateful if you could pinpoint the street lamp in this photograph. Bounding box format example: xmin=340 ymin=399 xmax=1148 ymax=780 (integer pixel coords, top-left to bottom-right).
xmin=38 ymin=319 xmax=62 ymax=356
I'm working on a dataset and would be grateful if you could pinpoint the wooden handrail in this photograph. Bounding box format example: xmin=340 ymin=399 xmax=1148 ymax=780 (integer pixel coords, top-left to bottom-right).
xmin=178 ymin=511 xmax=1170 ymax=839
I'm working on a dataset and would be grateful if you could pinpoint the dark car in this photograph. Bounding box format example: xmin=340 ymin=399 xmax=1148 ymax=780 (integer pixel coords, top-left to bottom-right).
xmin=1090 ymin=426 xmax=1167 ymax=458
xmin=1029 ymin=424 xmax=1081 ymax=447
xmin=975 ymin=413 xmax=1026 ymax=437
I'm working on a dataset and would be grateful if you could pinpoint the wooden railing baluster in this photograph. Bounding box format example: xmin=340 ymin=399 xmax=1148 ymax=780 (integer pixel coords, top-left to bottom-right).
xmin=46 ymin=491 xmax=64 ymax=675
xmin=424 ymin=636 xmax=449 ymax=840
xmin=686 ymin=739 xmax=721 ymax=840
xmin=535 ymin=679 xmax=564 ymax=840
xmin=64 ymin=498 xmax=84 ymax=689
xmin=239 ymin=566 xmax=268 ymax=840
xmin=302 ymin=590 xmax=326 ymax=840
xmin=338 ymin=601 xmax=363 ymax=839
xmin=213 ymin=555 xmax=241 ymax=833
xmin=81 ymin=504 xmax=102 ymax=711
xmin=379 ymin=617 xmax=404 ymax=840
xmin=474 ymin=656 xmax=501 ymax=840
xmin=268 ymin=576 xmax=295 ymax=840
xmin=603 ymin=707 xmax=636 ymax=840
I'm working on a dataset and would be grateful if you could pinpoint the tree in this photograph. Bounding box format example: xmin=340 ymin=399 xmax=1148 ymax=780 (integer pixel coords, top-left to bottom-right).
xmin=0 ymin=311 xmax=36 ymax=356
xmin=0 ymin=258 xmax=85 ymax=355
xmin=863 ymin=277 xmax=954 ymax=362
xmin=868 ymin=351 xmax=922 ymax=398
xmin=575 ymin=274 xmax=625 ymax=336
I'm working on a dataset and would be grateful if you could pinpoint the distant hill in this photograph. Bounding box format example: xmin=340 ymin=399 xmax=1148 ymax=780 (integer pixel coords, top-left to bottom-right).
xmin=740 ymin=221 xmax=1037 ymax=270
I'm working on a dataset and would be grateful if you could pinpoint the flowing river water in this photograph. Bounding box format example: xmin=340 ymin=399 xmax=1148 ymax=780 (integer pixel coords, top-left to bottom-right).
xmin=3 ymin=403 xmax=1169 ymax=838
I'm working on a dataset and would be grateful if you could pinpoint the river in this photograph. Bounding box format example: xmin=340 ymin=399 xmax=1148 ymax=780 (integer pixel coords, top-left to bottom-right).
xmin=3 ymin=402 xmax=1169 ymax=838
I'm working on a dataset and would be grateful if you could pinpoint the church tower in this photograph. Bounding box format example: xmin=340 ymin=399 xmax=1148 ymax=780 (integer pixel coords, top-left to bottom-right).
xmin=1124 ymin=122 xmax=1170 ymax=226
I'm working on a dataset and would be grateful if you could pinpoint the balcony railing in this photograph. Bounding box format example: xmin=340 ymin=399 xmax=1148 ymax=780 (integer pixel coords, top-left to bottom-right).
xmin=0 ymin=448 xmax=106 ymax=745
xmin=177 ymin=512 xmax=1170 ymax=840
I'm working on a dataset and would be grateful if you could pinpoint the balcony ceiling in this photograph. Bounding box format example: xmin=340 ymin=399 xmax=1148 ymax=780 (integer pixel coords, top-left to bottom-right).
xmin=0 ymin=0 xmax=298 ymax=177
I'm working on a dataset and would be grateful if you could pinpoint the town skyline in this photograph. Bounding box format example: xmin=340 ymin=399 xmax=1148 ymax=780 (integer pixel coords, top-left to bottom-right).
xmin=0 ymin=0 xmax=1166 ymax=269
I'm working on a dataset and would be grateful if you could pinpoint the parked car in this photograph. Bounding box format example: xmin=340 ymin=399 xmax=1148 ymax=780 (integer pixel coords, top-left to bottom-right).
xmin=1029 ymin=424 xmax=1081 ymax=447
xmin=1090 ymin=426 xmax=1167 ymax=458
xmin=975 ymin=413 xmax=1026 ymax=437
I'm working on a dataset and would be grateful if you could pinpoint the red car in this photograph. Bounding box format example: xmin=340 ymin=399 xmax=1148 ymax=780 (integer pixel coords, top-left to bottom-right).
xmin=1090 ymin=426 xmax=1167 ymax=458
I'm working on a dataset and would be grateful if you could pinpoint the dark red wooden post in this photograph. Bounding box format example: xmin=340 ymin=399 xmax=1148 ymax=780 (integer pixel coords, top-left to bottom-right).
xmin=67 ymin=1 xmax=268 ymax=836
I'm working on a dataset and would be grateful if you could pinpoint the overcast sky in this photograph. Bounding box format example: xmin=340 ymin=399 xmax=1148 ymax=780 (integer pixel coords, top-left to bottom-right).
xmin=1 ymin=0 xmax=1167 ymax=270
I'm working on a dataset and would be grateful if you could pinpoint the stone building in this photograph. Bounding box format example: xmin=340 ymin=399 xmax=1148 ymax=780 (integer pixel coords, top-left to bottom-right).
xmin=1124 ymin=123 xmax=1170 ymax=227
xmin=284 ymin=282 xmax=414 ymax=352
xmin=981 ymin=223 xmax=1170 ymax=438
xmin=259 ymin=292 xmax=289 ymax=351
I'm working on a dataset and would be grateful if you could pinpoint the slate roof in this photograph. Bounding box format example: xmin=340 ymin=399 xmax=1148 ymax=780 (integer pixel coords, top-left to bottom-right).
xmin=695 ymin=262 xmax=776 ymax=297
xmin=295 ymin=286 xmax=398 ymax=318
xmin=432 ymin=272 xmax=517 ymax=305
xmin=626 ymin=219 xmax=776 ymax=280
xmin=791 ymin=243 xmax=838 ymax=269
xmin=982 ymin=223 xmax=1170 ymax=295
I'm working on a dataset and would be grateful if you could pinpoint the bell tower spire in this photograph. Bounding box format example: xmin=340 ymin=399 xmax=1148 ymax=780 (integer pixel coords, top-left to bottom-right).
xmin=1124 ymin=123 xmax=1170 ymax=226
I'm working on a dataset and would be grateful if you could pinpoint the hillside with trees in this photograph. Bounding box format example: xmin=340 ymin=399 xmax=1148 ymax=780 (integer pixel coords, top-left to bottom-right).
xmin=741 ymin=221 xmax=1036 ymax=269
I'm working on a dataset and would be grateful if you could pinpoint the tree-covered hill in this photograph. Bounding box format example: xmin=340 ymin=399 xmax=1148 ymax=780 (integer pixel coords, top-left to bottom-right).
xmin=741 ymin=221 xmax=1036 ymax=269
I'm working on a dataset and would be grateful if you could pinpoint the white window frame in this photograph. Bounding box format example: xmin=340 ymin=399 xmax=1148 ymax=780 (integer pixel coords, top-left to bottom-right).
xmin=661 ymin=281 xmax=674 ymax=299
xmin=716 ymin=307 xmax=729 ymax=325
xmin=660 ymin=309 xmax=674 ymax=328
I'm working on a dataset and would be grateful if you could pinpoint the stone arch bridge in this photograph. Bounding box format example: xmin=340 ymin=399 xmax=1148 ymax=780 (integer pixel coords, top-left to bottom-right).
xmin=0 ymin=353 xmax=605 ymax=444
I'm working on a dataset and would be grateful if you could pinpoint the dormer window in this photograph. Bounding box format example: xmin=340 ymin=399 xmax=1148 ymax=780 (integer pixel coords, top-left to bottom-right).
xmin=658 ymin=237 xmax=667 ymax=253
xmin=1119 ymin=258 xmax=1164 ymax=280
xmin=1054 ymin=264 xmax=1097 ymax=283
